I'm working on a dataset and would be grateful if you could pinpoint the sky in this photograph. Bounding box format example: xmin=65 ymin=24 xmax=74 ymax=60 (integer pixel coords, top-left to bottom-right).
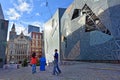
xmin=0 ymin=0 xmax=73 ymax=40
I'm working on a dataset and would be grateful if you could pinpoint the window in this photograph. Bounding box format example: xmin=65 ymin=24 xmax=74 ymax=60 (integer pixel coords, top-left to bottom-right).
xmin=71 ymin=9 xmax=80 ymax=20
xmin=63 ymin=36 xmax=67 ymax=48
xmin=20 ymin=36 xmax=23 ymax=39
xmin=36 ymin=34 xmax=38 ymax=39
xmin=82 ymin=4 xmax=111 ymax=35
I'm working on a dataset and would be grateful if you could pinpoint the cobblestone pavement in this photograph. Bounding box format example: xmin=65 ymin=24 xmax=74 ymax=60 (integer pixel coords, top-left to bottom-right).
xmin=0 ymin=62 xmax=120 ymax=80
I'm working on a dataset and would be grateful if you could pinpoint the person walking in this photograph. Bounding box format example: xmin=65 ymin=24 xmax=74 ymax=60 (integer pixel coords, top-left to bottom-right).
xmin=30 ymin=52 xmax=37 ymax=74
xmin=53 ymin=49 xmax=61 ymax=75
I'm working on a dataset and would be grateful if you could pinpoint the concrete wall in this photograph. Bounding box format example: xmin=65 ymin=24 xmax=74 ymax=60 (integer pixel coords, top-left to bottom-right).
xmin=44 ymin=8 xmax=66 ymax=63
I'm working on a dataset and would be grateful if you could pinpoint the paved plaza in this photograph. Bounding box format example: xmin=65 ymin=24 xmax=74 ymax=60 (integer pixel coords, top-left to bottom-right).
xmin=0 ymin=62 xmax=120 ymax=80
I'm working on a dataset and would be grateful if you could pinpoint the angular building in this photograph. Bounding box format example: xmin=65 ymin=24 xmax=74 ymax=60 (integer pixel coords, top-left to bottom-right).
xmin=28 ymin=25 xmax=40 ymax=33
xmin=61 ymin=0 xmax=120 ymax=61
xmin=0 ymin=4 xmax=9 ymax=68
xmin=7 ymin=24 xmax=31 ymax=63
xmin=44 ymin=8 xmax=66 ymax=63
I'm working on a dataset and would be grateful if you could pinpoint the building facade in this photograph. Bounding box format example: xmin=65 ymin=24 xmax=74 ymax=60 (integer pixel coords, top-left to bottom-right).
xmin=61 ymin=0 xmax=120 ymax=61
xmin=7 ymin=24 xmax=31 ymax=63
xmin=44 ymin=8 xmax=66 ymax=63
xmin=30 ymin=32 xmax=42 ymax=57
xmin=0 ymin=4 xmax=9 ymax=68
xmin=28 ymin=25 xmax=40 ymax=33
xmin=44 ymin=0 xmax=120 ymax=62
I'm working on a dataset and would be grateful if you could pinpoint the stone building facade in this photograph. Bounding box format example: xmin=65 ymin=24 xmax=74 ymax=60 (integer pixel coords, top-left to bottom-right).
xmin=7 ymin=24 xmax=31 ymax=63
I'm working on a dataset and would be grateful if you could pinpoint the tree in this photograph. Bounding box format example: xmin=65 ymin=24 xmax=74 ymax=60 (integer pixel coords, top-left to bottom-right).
xmin=22 ymin=59 xmax=28 ymax=67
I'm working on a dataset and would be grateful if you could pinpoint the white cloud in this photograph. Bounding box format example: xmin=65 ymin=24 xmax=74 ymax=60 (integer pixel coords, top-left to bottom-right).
xmin=31 ymin=21 xmax=44 ymax=32
xmin=36 ymin=13 xmax=40 ymax=16
xmin=6 ymin=0 xmax=33 ymax=21
xmin=14 ymin=0 xmax=33 ymax=13
xmin=6 ymin=8 xmax=21 ymax=20
xmin=15 ymin=21 xmax=44 ymax=34
xmin=31 ymin=21 xmax=42 ymax=27
xmin=7 ymin=20 xmax=44 ymax=41
xmin=21 ymin=21 xmax=44 ymax=32
xmin=16 ymin=24 xmax=29 ymax=36
xmin=7 ymin=22 xmax=26 ymax=41
xmin=15 ymin=24 xmax=26 ymax=34
xmin=40 ymin=2 xmax=46 ymax=7
xmin=20 ymin=21 xmax=43 ymax=28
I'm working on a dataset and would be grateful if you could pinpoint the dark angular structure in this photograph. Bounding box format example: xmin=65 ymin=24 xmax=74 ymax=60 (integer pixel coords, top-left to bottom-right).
xmin=0 ymin=4 xmax=9 ymax=68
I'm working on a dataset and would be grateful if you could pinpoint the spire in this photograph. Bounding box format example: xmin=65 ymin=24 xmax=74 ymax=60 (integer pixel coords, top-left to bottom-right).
xmin=9 ymin=23 xmax=16 ymax=40
xmin=20 ymin=31 xmax=24 ymax=39
xmin=20 ymin=31 xmax=24 ymax=35
xmin=11 ymin=23 xmax=15 ymax=32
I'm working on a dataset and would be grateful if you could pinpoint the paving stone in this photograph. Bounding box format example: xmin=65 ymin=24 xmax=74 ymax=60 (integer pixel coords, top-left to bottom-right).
xmin=0 ymin=62 xmax=120 ymax=80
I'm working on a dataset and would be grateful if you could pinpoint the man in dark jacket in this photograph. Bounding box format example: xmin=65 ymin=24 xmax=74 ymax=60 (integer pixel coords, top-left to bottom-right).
xmin=53 ymin=49 xmax=61 ymax=75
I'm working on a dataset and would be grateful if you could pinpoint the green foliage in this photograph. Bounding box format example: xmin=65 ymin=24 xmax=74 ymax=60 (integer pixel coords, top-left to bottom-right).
xmin=22 ymin=59 xmax=28 ymax=67
xmin=36 ymin=59 xmax=40 ymax=66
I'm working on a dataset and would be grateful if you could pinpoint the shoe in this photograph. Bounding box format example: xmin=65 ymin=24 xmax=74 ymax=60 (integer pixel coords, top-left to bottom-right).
xmin=59 ymin=71 xmax=61 ymax=74
xmin=52 ymin=73 xmax=55 ymax=75
xmin=32 ymin=71 xmax=36 ymax=74
xmin=56 ymin=73 xmax=59 ymax=76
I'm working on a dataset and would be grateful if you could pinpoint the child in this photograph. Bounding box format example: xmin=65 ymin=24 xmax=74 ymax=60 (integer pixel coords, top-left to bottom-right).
xmin=30 ymin=52 xmax=37 ymax=74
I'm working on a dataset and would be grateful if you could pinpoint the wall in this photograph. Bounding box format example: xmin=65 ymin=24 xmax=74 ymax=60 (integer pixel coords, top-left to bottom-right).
xmin=0 ymin=19 xmax=9 ymax=67
xmin=44 ymin=8 xmax=66 ymax=63
xmin=61 ymin=0 xmax=120 ymax=61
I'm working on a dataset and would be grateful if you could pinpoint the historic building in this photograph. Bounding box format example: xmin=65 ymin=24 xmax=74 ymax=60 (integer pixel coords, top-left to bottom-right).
xmin=44 ymin=0 xmax=120 ymax=63
xmin=30 ymin=32 xmax=43 ymax=57
xmin=44 ymin=8 xmax=66 ymax=63
xmin=0 ymin=4 xmax=9 ymax=68
xmin=7 ymin=24 xmax=31 ymax=63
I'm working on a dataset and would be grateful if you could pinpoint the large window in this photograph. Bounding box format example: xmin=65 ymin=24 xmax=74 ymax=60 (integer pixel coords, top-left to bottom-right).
xmin=71 ymin=9 xmax=81 ymax=20
xmin=82 ymin=4 xmax=111 ymax=35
